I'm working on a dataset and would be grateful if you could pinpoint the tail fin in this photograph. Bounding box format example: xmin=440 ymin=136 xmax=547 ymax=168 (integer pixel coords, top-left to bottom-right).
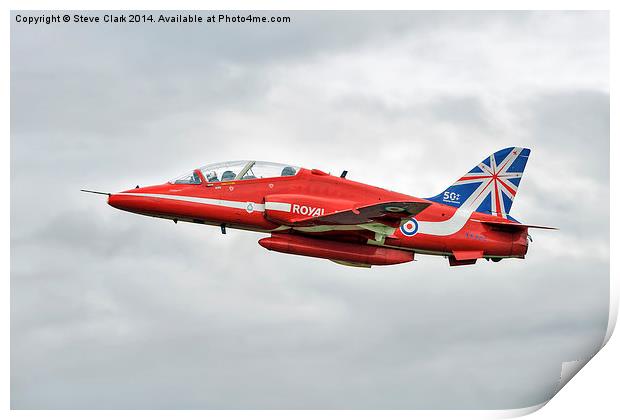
xmin=426 ymin=147 xmax=530 ymax=219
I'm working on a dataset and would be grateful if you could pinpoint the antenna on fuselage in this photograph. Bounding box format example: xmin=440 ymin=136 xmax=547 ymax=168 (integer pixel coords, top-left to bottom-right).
xmin=340 ymin=170 xmax=348 ymax=178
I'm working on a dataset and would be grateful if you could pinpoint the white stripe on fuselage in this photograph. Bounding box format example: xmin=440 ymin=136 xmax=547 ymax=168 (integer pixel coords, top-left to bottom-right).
xmin=116 ymin=192 xmax=269 ymax=212
xmin=417 ymin=206 xmax=473 ymax=236
xmin=116 ymin=192 xmax=474 ymax=236
xmin=265 ymin=202 xmax=292 ymax=212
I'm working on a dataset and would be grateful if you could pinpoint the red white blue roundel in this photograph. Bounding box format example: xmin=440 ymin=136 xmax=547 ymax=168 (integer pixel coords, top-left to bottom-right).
xmin=400 ymin=218 xmax=419 ymax=236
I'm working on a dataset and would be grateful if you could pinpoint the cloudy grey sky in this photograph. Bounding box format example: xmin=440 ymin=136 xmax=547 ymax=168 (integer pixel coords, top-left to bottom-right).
xmin=11 ymin=11 xmax=609 ymax=409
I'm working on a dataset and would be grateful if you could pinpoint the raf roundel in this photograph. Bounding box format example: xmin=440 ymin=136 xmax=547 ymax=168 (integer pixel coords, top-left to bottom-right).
xmin=400 ymin=218 xmax=419 ymax=237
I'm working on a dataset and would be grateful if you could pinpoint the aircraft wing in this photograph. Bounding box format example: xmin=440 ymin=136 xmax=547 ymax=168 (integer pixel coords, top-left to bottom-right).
xmin=291 ymin=200 xmax=431 ymax=228
xmin=472 ymin=219 xmax=558 ymax=231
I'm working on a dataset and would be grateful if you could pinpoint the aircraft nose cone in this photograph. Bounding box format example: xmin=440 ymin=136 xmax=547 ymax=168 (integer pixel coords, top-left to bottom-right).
xmin=107 ymin=193 xmax=125 ymax=210
xmin=107 ymin=192 xmax=143 ymax=213
xmin=107 ymin=184 xmax=171 ymax=215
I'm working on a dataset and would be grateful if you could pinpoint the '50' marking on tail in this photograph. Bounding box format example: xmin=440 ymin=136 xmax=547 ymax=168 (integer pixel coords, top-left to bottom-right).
xmin=443 ymin=191 xmax=461 ymax=204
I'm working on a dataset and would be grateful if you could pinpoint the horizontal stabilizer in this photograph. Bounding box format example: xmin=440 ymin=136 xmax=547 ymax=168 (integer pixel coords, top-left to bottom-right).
xmin=472 ymin=219 xmax=557 ymax=231
xmin=293 ymin=200 xmax=431 ymax=227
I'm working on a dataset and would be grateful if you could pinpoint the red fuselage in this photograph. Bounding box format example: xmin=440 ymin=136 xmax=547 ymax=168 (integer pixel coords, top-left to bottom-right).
xmin=107 ymin=166 xmax=528 ymax=267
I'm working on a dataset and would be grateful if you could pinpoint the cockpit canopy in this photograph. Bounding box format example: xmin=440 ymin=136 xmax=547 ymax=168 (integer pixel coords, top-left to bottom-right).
xmin=170 ymin=160 xmax=300 ymax=184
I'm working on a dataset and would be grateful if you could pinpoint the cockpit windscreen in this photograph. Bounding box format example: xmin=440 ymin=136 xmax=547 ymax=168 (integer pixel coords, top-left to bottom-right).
xmin=170 ymin=161 xmax=299 ymax=184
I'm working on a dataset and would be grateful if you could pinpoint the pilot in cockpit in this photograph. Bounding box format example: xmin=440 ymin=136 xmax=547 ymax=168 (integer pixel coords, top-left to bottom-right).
xmin=221 ymin=171 xmax=236 ymax=181
xmin=206 ymin=170 xmax=219 ymax=182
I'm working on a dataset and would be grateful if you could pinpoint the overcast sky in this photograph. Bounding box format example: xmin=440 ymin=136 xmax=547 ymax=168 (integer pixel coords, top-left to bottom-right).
xmin=11 ymin=11 xmax=609 ymax=409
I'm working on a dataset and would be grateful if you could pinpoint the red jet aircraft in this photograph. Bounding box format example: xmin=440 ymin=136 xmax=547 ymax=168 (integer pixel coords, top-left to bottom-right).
xmin=83 ymin=147 xmax=554 ymax=267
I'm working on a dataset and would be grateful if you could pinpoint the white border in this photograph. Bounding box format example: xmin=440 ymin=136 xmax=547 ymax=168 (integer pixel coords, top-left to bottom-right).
xmin=4 ymin=1 xmax=616 ymax=418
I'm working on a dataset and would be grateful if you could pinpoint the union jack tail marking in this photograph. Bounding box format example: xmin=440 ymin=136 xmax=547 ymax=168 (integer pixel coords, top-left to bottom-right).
xmin=426 ymin=147 xmax=530 ymax=219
